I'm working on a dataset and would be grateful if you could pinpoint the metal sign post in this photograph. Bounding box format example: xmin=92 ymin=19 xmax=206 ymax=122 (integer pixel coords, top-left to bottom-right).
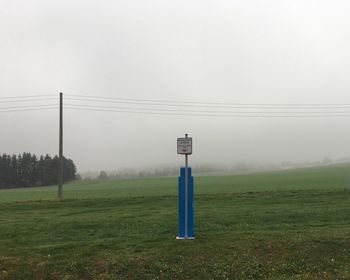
xmin=177 ymin=134 xmax=194 ymax=240
xmin=184 ymin=134 xmax=189 ymax=238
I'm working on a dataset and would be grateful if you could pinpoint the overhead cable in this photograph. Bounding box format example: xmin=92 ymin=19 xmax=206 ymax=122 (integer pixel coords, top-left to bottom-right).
xmin=0 ymin=98 xmax=57 ymax=104
xmin=0 ymin=104 xmax=57 ymax=110
xmin=65 ymin=106 xmax=350 ymax=118
xmin=65 ymin=97 xmax=350 ymax=110
xmin=0 ymin=94 xmax=55 ymax=99
xmin=65 ymin=93 xmax=350 ymax=107
xmin=0 ymin=107 xmax=57 ymax=113
xmin=64 ymin=103 xmax=350 ymax=115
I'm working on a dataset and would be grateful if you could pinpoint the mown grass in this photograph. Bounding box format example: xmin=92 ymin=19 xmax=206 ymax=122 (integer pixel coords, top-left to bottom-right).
xmin=1 ymin=163 xmax=350 ymax=203
xmin=1 ymin=164 xmax=350 ymax=279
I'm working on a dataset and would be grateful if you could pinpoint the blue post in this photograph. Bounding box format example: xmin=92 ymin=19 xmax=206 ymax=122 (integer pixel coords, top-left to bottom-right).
xmin=177 ymin=167 xmax=194 ymax=239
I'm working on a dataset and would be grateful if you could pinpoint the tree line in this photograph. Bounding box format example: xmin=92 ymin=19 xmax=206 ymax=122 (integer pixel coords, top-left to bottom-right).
xmin=0 ymin=153 xmax=76 ymax=189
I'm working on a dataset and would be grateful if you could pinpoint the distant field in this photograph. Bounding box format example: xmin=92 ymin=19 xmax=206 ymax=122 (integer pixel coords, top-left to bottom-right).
xmin=1 ymin=163 xmax=350 ymax=203
xmin=1 ymin=164 xmax=350 ymax=279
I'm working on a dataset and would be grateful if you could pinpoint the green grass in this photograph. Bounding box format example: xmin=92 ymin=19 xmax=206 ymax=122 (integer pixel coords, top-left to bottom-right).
xmin=1 ymin=163 xmax=350 ymax=203
xmin=1 ymin=164 xmax=350 ymax=279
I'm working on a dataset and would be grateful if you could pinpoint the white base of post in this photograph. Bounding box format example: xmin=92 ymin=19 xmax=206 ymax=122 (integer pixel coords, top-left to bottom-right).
xmin=176 ymin=236 xmax=195 ymax=240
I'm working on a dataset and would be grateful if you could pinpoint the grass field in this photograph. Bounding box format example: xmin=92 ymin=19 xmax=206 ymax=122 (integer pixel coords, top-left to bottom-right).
xmin=1 ymin=163 xmax=350 ymax=203
xmin=1 ymin=164 xmax=350 ymax=279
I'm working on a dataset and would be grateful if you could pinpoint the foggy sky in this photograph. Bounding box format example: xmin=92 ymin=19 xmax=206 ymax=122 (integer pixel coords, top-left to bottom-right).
xmin=1 ymin=0 xmax=350 ymax=172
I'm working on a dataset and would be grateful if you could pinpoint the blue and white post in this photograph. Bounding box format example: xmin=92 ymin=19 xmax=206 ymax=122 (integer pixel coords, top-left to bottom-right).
xmin=176 ymin=134 xmax=194 ymax=240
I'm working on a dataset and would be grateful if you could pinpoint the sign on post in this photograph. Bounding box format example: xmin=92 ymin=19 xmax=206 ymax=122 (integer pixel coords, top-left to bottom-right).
xmin=177 ymin=137 xmax=192 ymax=155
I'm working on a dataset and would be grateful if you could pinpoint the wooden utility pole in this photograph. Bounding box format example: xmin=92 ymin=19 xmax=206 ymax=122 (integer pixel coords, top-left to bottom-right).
xmin=58 ymin=92 xmax=63 ymax=200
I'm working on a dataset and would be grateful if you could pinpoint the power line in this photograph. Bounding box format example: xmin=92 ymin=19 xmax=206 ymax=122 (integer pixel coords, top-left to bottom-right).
xmin=0 ymin=104 xmax=57 ymax=110
xmin=2 ymin=102 xmax=349 ymax=116
xmin=1 ymin=93 xmax=350 ymax=117
xmin=65 ymin=97 xmax=350 ymax=110
xmin=65 ymin=106 xmax=350 ymax=118
xmin=1 ymin=93 xmax=349 ymax=108
xmin=64 ymin=103 xmax=350 ymax=114
xmin=66 ymin=93 xmax=350 ymax=107
xmin=0 ymin=94 xmax=55 ymax=99
xmin=0 ymin=98 xmax=57 ymax=104
xmin=0 ymin=107 xmax=57 ymax=113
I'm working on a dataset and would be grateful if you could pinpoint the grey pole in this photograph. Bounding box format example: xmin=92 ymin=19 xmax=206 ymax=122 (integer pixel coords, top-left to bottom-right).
xmin=185 ymin=133 xmax=188 ymax=237
xmin=58 ymin=92 xmax=63 ymax=200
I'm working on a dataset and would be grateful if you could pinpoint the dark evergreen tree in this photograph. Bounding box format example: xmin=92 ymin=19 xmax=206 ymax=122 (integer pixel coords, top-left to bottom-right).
xmin=2 ymin=155 xmax=11 ymax=187
xmin=0 ymin=153 xmax=76 ymax=189
xmin=10 ymin=155 xmax=18 ymax=187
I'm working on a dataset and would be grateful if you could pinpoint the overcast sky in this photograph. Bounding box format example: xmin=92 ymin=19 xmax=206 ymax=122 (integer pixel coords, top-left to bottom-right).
xmin=1 ymin=0 xmax=350 ymax=172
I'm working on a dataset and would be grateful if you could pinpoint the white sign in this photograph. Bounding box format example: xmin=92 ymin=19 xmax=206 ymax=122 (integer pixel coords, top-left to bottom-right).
xmin=177 ymin=137 xmax=192 ymax=155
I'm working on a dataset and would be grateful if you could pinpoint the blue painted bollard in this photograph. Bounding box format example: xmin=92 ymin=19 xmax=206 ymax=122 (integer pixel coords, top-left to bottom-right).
xmin=177 ymin=167 xmax=194 ymax=239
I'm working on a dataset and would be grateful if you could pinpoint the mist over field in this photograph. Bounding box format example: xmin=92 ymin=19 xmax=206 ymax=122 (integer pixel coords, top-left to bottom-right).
xmin=3 ymin=2 xmax=350 ymax=277
xmin=1 ymin=0 xmax=350 ymax=172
